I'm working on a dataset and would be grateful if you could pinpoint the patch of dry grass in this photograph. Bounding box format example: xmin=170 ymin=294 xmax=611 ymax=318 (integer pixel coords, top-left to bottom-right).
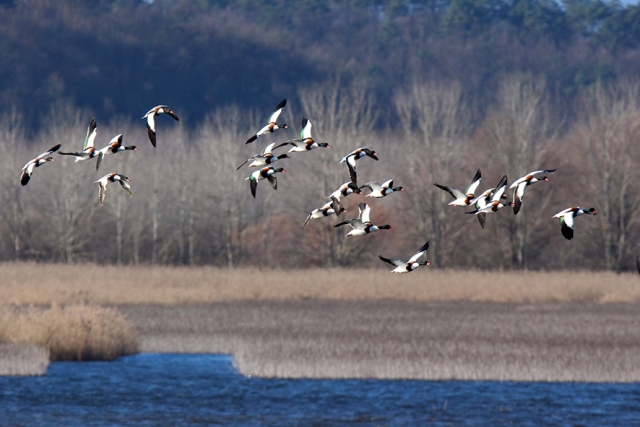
xmin=120 ymin=301 xmax=640 ymax=382
xmin=0 ymin=262 xmax=638 ymax=305
xmin=0 ymin=304 xmax=138 ymax=361
xmin=0 ymin=343 xmax=49 ymax=375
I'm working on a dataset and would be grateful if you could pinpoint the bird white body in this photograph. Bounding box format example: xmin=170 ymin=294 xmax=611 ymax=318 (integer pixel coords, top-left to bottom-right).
xmin=334 ymin=203 xmax=393 ymax=236
xmin=379 ymin=241 xmax=430 ymax=273
xmin=434 ymin=169 xmax=482 ymax=207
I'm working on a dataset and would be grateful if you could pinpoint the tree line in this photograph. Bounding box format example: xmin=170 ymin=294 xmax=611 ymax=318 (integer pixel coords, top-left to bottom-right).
xmin=1 ymin=75 xmax=639 ymax=271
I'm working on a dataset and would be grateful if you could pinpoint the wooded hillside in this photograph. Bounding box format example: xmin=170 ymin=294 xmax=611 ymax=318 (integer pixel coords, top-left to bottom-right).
xmin=1 ymin=0 xmax=640 ymax=128
xmin=2 ymin=0 xmax=640 ymax=270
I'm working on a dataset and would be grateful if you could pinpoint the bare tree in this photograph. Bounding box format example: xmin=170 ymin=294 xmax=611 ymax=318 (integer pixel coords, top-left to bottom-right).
xmin=480 ymin=74 xmax=558 ymax=269
xmin=296 ymin=76 xmax=380 ymax=266
xmin=198 ymin=105 xmax=256 ymax=267
xmin=575 ymin=81 xmax=640 ymax=271
xmin=394 ymin=80 xmax=471 ymax=267
xmin=0 ymin=109 xmax=27 ymax=260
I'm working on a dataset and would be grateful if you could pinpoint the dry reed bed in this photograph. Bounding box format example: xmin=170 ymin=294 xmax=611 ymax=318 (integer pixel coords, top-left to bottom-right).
xmin=120 ymin=301 xmax=640 ymax=382
xmin=0 ymin=263 xmax=639 ymax=305
xmin=0 ymin=343 xmax=49 ymax=376
xmin=0 ymin=304 xmax=138 ymax=361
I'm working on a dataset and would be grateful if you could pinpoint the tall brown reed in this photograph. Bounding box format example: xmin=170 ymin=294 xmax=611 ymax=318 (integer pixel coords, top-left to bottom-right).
xmin=0 ymin=304 xmax=138 ymax=361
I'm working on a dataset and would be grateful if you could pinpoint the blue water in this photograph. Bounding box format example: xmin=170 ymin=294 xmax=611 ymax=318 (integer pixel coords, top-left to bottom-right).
xmin=0 ymin=354 xmax=639 ymax=426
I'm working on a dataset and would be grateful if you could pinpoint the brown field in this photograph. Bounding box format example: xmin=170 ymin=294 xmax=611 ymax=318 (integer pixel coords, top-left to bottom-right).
xmin=0 ymin=304 xmax=138 ymax=361
xmin=120 ymin=300 xmax=640 ymax=382
xmin=0 ymin=262 xmax=639 ymax=305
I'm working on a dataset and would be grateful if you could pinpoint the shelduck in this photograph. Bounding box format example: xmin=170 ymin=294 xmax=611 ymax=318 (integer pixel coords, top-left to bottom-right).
xmin=58 ymin=117 xmax=99 ymax=162
xmin=20 ymin=144 xmax=61 ymax=186
xmin=339 ymin=148 xmax=379 ymax=186
xmin=94 ymin=173 xmax=132 ymax=205
xmin=510 ymin=169 xmax=556 ymax=214
xmin=434 ymin=169 xmax=482 ymax=206
xmin=245 ymin=99 xmax=288 ymax=144
xmin=334 ymin=202 xmax=393 ymax=236
xmin=275 ymin=118 xmax=331 ymax=152
xmin=96 ymin=134 xmax=139 ymax=171
xmin=142 ymin=105 xmax=179 ymax=147
xmin=328 ymin=181 xmax=361 ymax=216
xmin=467 ymin=175 xmax=512 ymax=215
xmin=236 ymin=142 xmax=289 ymax=170
xmin=552 ymin=207 xmax=597 ymax=240
xmin=359 ymin=179 xmax=404 ymax=198
xmin=467 ymin=175 xmax=509 ymax=228
xmin=378 ymin=241 xmax=430 ymax=273
xmin=245 ymin=167 xmax=286 ymax=198
xmin=303 ymin=201 xmax=347 ymax=229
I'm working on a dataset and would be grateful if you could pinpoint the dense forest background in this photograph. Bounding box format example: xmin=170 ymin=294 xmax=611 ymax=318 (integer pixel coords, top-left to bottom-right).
xmin=1 ymin=0 xmax=640 ymax=270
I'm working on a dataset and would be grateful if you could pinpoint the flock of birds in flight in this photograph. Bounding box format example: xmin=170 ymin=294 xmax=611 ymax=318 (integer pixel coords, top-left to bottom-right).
xmin=19 ymin=98 xmax=597 ymax=272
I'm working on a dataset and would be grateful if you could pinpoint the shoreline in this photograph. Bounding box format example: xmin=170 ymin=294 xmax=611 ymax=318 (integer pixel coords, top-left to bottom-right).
xmin=4 ymin=300 xmax=640 ymax=381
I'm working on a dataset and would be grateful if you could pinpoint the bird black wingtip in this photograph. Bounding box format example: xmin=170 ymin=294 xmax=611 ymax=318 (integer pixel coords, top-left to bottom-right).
xmin=561 ymin=225 xmax=573 ymax=240
xmin=275 ymin=98 xmax=287 ymax=110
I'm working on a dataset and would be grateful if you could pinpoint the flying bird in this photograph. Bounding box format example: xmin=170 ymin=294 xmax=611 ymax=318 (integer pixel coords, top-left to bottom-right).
xmin=94 ymin=173 xmax=132 ymax=205
xmin=378 ymin=241 xmax=431 ymax=273
xmin=96 ymin=134 xmax=139 ymax=171
xmin=551 ymin=207 xmax=597 ymax=240
xmin=20 ymin=144 xmax=61 ymax=186
xmin=359 ymin=179 xmax=405 ymax=198
xmin=327 ymin=181 xmax=361 ymax=216
xmin=236 ymin=142 xmax=289 ymax=170
xmin=334 ymin=202 xmax=393 ymax=236
xmin=245 ymin=99 xmax=288 ymax=144
xmin=245 ymin=167 xmax=286 ymax=198
xmin=467 ymin=175 xmax=510 ymax=228
xmin=466 ymin=175 xmax=512 ymax=215
xmin=434 ymin=169 xmax=482 ymax=206
xmin=142 ymin=105 xmax=179 ymax=147
xmin=303 ymin=201 xmax=347 ymax=229
xmin=339 ymin=147 xmax=379 ymax=186
xmin=58 ymin=117 xmax=99 ymax=162
xmin=275 ymin=117 xmax=331 ymax=152
xmin=510 ymin=169 xmax=556 ymax=214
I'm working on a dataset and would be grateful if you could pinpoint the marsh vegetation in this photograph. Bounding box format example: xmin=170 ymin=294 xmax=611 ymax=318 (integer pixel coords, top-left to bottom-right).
xmin=0 ymin=263 xmax=639 ymax=305
xmin=0 ymin=303 xmax=138 ymax=361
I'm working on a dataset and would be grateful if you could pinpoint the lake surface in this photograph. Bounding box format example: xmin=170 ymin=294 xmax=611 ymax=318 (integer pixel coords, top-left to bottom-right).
xmin=0 ymin=353 xmax=639 ymax=426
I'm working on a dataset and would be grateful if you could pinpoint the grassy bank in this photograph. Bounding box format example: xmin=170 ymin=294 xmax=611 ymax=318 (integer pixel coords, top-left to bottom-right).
xmin=0 ymin=304 xmax=138 ymax=361
xmin=0 ymin=263 xmax=638 ymax=305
